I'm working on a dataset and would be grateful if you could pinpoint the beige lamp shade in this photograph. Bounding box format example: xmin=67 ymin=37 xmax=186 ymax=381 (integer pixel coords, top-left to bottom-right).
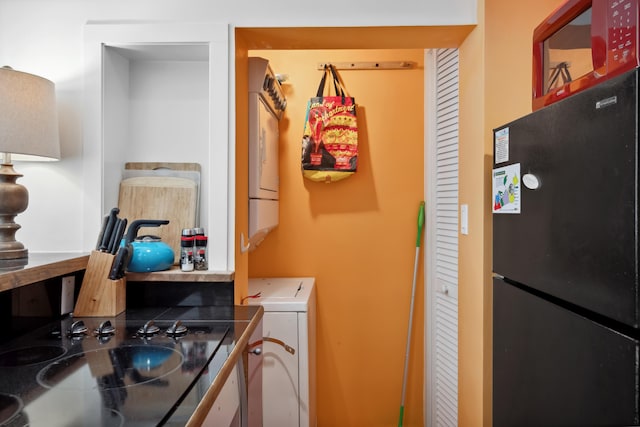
xmin=0 ymin=66 xmax=60 ymax=161
xmin=0 ymin=66 xmax=60 ymax=267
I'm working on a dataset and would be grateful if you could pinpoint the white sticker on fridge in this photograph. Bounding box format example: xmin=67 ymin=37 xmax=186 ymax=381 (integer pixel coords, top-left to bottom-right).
xmin=493 ymin=163 xmax=521 ymax=214
xmin=495 ymin=127 xmax=509 ymax=164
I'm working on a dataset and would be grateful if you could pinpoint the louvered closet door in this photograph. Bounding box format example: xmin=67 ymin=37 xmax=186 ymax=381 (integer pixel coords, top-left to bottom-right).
xmin=425 ymin=48 xmax=459 ymax=427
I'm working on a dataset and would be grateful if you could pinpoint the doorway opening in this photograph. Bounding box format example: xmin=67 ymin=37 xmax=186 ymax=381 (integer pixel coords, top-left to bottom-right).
xmin=235 ymin=26 xmax=467 ymax=426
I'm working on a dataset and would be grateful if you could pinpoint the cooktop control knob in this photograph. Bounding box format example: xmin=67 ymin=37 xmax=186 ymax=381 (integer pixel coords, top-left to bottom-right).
xmin=68 ymin=320 xmax=88 ymax=338
xmin=94 ymin=320 xmax=116 ymax=337
xmin=137 ymin=320 xmax=160 ymax=337
xmin=166 ymin=320 xmax=188 ymax=337
xmin=262 ymin=75 xmax=272 ymax=91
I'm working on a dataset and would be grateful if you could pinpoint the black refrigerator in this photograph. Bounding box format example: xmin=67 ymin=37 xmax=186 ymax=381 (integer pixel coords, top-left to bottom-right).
xmin=492 ymin=67 xmax=640 ymax=426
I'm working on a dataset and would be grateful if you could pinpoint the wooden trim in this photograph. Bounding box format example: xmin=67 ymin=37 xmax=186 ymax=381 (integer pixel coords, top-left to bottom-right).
xmin=186 ymin=305 xmax=264 ymax=426
xmin=317 ymin=61 xmax=416 ymax=70
xmin=0 ymin=253 xmax=89 ymax=292
xmin=126 ymin=266 xmax=234 ymax=282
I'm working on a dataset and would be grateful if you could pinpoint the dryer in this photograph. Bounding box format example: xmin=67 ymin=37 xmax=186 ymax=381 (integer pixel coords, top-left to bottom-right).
xmin=248 ymin=57 xmax=286 ymax=250
xmin=248 ymin=277 xmax=316 ymax=427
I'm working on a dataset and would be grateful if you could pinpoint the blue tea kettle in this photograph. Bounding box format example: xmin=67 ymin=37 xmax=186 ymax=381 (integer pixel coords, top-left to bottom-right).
xmin=121 ymin=219 xmax=175 ymax=273
xmin=128 ymin=234 xmax=175 ymax=272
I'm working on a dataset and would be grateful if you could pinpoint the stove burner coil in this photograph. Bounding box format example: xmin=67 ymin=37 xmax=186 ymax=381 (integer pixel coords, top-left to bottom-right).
xmin=0 ymin=345 xmax=66 ymax=367
xmin=0 ymin=393 xmax=25 ymax=426
xmin=36 ymin=345 xmax=183 ymax=390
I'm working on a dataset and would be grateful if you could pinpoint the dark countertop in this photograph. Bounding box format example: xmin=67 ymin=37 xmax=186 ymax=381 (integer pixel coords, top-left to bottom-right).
xmin=0 ymin=304 xmax=263 ymax=426
xmin=0 ymin=253 xmax=256 ymax=426
xmin=184 ymin=305 xmax=263 ymax=426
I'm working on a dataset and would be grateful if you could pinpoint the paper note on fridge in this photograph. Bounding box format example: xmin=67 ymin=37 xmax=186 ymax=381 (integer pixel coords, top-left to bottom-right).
xmin=494 ymin=127 xmax=509 ymax=164
xmin=493 ymin=163 xmax=521 ymax=214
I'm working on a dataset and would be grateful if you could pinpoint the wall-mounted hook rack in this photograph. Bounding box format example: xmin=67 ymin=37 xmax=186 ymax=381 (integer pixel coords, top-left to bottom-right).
xmin=317 ymin=61 xmax=416 ymax=70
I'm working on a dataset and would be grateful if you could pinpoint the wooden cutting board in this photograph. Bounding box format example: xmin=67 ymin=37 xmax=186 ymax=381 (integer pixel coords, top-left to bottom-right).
xmin=118 ymin=176 xmax=198 ymax=263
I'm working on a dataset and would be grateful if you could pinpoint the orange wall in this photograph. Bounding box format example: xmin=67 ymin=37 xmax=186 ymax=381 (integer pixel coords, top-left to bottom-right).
xmin=485 ymin=0 xmax=566 ymax=125
xmin=471 ymin=0 xmax=566 ymax=424
xmin=246 ymin=49 xmax=426 ymax=426
xmin=235 ymin=36 xmax=250 ymax=306
xmin=456 ymin=0 xmax=566 ymax=424
xmin=457 ymin=11 xmax=488 ymax=424
xmin=233 ymin=1 xmax=569 ymax=424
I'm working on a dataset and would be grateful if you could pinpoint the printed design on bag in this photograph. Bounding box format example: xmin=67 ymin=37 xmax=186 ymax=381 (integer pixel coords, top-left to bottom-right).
xmin=306 ymin=105 xmax=329 ymax=166
xmin=301 ymin=64 xmax=359 ymax=183
xmin=323 ymin=109 xmax=357 ymax=169
xmin=303 ymin=98 xmax=357 ymax=171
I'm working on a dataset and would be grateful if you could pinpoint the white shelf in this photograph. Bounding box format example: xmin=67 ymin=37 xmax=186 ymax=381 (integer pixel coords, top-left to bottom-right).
xmin=83 ymin=22 xmax=233 ymax=272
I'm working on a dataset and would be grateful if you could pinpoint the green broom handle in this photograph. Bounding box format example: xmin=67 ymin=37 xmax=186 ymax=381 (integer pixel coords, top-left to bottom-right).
xmin=399 ymin=201 xmax=426 ymax=427
xmin=416 ymin=201 xmax=425 ymax=247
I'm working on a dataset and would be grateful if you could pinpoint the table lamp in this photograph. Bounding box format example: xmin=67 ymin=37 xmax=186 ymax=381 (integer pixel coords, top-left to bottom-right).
xmin=0 ymin=66 xmax=60 ymax=267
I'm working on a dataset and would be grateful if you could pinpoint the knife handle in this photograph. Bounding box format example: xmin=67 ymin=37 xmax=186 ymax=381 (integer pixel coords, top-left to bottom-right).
xmin=108 ymin=218 xmax=127 ymax=254
xmin=95 ymin=215 xmax=109 ymax=251
xmin=111 ymin=218 xmax=127 ymax=255
xmin=106 ymin=219 xmax=120 ymax=254
xmin=99 ymin=218 xmax=115 ymax=251
xmin=99 ymin=207 xmax=120 ymax=252
xmin=109 ymin=246 xmax=128 ymax=280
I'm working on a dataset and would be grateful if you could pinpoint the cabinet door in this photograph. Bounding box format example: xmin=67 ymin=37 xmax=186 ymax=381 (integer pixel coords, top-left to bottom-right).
xmin=263 ymin=312 xmax=300 ymax=427
xmin=247 ymin=318 xmax=264 ymax=427
xmin=203 ymin=361 xmax=241 ymax=427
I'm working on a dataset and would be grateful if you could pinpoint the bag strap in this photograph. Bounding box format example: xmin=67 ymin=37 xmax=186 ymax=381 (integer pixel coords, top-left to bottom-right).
xmin=316 ymin=64 xmax=348 ymax=98
xmin=328 ymin=64 xmax=349 ymax=98
xmin=315 ymin=64 xmax=330 ymax=97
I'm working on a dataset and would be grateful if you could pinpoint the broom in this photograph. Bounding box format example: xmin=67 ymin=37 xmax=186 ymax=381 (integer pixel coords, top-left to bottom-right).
xmin=398 ymin=201 xmax=425 ymax=427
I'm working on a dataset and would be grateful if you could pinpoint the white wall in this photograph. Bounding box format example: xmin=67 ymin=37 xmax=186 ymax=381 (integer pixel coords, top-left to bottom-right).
xmin=0 ymin=0 xmax=476 ymax=253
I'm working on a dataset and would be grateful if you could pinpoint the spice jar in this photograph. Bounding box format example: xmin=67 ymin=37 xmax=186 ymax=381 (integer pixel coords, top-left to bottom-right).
xmin=195 ymin=233 xmax=208 ymax=271
xmin=180 ymin=228 xmax=195 ymax=272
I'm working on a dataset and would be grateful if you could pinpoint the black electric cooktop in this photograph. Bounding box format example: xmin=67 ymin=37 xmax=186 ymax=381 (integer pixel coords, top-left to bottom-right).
xmin=0 ymin=307 xmax=233 ymax=426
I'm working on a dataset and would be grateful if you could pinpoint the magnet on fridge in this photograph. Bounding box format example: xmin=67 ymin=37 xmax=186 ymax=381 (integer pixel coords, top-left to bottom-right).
xmin=522 ymin=173 xmax=540 ymax=190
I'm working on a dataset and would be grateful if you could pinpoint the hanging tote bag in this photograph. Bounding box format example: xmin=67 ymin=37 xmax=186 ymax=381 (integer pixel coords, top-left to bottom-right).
xmin=301 ymin=64 xmax=358 ymax=183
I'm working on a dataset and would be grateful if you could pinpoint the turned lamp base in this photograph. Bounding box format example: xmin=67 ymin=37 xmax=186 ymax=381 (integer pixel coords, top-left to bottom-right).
xmin=0 ymin=163 xmax=29 ymax=267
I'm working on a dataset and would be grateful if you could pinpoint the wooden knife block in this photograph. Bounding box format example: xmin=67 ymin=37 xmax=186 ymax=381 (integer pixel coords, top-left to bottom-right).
xmin=74 ymin=250 xmax=126 ymax=317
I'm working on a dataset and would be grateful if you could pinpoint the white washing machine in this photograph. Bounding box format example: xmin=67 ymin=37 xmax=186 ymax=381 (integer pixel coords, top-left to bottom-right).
xmin=248 ymin=277 xmax=316 ymax=427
